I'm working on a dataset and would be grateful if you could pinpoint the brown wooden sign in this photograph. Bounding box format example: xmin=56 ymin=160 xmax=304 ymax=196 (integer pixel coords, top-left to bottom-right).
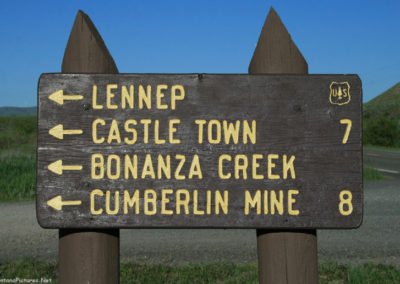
xmin=37 ymin=74 xmax=362 ymax=229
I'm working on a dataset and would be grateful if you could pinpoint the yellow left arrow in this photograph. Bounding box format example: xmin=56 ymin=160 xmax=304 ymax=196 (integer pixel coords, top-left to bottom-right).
xmin=47 ymin=195 xmax=82 ymax=211
xmin=48 ymin=159 xmax=82 ymax=175
xmin=49 ymin=89 xmax=83 ymax=105
xmin=49 ymin=124 xmax=83 ymax=140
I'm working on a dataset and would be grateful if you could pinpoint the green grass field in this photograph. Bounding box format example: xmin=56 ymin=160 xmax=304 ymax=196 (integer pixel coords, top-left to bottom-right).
xmin=0 ymin=115 xmax=37 ymax=201
xmin=0 ymin=153 xmax=36 ymax=201
xmin=0 ymin=115 xmax=36 ymax=153
xmin=1 ymin=258 xmax=399 ymax=283
xmin=363 ymin=166 xmax=384 ymax=181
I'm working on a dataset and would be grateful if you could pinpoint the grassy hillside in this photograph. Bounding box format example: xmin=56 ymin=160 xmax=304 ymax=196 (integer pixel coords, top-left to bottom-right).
xmin=0 ymin=106 xmax=36 ymax=116
xmin=363 ymin=82 xmax=400 ymax=147
xmin=364 ymin=82 xmax=400 ymax=120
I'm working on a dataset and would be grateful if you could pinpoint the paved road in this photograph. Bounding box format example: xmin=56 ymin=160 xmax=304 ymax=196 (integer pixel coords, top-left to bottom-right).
xmin=364 ymin=148 xmax=400 ymax=179
xmin=1 ymin=179 xmax=399 ymax=266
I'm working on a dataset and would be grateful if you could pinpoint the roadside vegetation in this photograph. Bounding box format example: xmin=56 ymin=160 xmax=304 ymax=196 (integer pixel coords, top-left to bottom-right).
xmin=0 ymin=116 xmax=36 ymax=201
xmin=363 ymin=116 xmax=400 ymax=148
xmin=1 ymin=258 xmax=399 ymax=283
xmin=363 ymin=166 xmax=384 ymax=181
xmin=0 ymin=115 xmax=36 ymax=153
xmin=363 ymin=82 xmax=400 ymax=148
xmin=0 ymin=153 xmax=36 ymax=200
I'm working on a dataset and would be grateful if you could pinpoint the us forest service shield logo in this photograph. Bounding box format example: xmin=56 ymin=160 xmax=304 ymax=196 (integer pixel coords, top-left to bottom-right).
xmin=329 ymin=82 xmax=350 ymax=105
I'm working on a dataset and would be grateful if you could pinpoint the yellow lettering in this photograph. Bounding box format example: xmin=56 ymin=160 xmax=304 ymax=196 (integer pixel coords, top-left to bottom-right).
xmin=121 ymin=85 xmax=134 ymax=109
xmin=107 ymin=120 xmax=121 ymax=143
xmin=176 ymin=189 xmax=190 ymax=214
xmin=124 ymin=155 xmax=137 ymax=179
xmin=271 ymin=190 xmax=283 ymax=215
xmin=268 ymin=154 xmax=280 ymax=179
xmin=339 ymin=190 xmax=353 ymax=216
xmin=193 ymin=190 xmax=204 ymax=215
xmin=142 ymin=154 xmax=155 ymax=179
xmin=340 ymin=119 xmax=352 ymax=144
xmin=154 ymin=120 xmax=166 ymax=144
xmin=161 ymin=189 xmax=173 ymax=215
xmin=235 ymin=154 xmax=248 ymax=179
xmin=175 ymin=155 xmax=185 ymax=180
xmin=105 ymin=190 xmax=119 ymax=215
xmin=252 ymin=154 xmax=264 ymax=179
xmin=138 ymin=85 xmax=151 ymax=109
xmin=106 ymin=84 xmax=118 ymax=109
xmin=208 ymin=120 xmax=221 ymax=144
xmin=206 ymin=190 xmax=211 ymax=214
xmin=215 ymin=190 xmax=228 ymax=214
xmin=140 ymin=119 xmax=151 ymax=143
xmin=223 ymin=120 xmax=240 ymax=144
xmin=92 ymin=118 xmax=105 ymax=143
xmin=169 ymin=119 xmax=181 ymax=144
xmin=124 ymin=190 xmax=139 ymax=214
xmin=218 ymin=154 xmax=231 ymax=179
xmin=91 ymin=154 xmax=104 ymax=179
xmin=90 ymin=189 xmax=103 ymax=215
xmin=124 ymin=119 xmax=137 ymax=145
xmin=156 ymin=84 xmax=168 ymax=109
xmin=243 ymin=120 xmax=256 ymax=144
xmin=283 ymin=155 xmax=296 ymax=179
xmin=92 ymin=85 xmax=103 ymax=109
xmin=195 ymin=119 xmax=206 ymax=144
xmin=188 ymin=155 xmax=202 ymax=179
xmin=244 ymin=190 xmax=261 ymax=215
xmin=144 ymin=189 xmax=157 ymax=215
xmin=288 ymin=189 xmax=300 ymax=215
xmin=263 ymin=190 xmax=268 ymax=214
xmin=171 ymin=85 xmax=185 ymax=110
xmin=157 ymin=154 xmax=171 ymax=179
xmin=107 ymin=154 xmax=120 ymax=180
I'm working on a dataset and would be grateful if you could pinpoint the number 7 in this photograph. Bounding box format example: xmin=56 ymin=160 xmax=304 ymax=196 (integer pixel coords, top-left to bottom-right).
xmin=340 ymin=119 xmax=352 ymax=144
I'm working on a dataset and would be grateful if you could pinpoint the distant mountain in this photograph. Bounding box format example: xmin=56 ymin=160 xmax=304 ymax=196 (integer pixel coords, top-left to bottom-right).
xmin=0 ymin=106 xmax=37 ymax=116
xmin=364 ymin=82 xmax=400 ymax=121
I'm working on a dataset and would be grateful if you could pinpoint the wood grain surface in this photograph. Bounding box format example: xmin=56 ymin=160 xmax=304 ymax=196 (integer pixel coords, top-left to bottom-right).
xmin=37 ymin=73 xmax=362 ymax=229
xmin=57 ymin=10 xmax=120 ymax=284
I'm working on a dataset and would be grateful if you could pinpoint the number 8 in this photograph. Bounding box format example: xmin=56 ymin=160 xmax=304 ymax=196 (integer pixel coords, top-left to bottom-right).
xmin=339 ymin=190 xmax=353 ymax=215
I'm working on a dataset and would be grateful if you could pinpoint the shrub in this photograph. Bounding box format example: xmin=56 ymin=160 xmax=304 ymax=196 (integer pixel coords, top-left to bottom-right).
xmin=363 ymin=117 xmax=399 ymax=147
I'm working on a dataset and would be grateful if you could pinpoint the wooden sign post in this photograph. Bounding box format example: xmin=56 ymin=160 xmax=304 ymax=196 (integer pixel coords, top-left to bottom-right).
xmin=57 ymin=11 xmax=119 ymax=284
xmin=249 ymin=8 xmax=318 ymax=283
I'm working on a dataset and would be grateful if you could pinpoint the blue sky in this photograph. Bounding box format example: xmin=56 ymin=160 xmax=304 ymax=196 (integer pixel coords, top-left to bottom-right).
xmin=0 ymin=0 xmax=399 ymax=107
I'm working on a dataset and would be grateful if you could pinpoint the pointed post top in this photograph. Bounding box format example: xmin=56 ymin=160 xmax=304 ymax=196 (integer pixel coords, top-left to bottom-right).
xmin=268 ymin=6 xmax=278 ymax=16
xmin=249 ymin=7 xmax=307 ymax=74
xmin=62 ymin=10 xmax=118 ymax=73
xmin=250 ymin=8 xmax=316 ymax=284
